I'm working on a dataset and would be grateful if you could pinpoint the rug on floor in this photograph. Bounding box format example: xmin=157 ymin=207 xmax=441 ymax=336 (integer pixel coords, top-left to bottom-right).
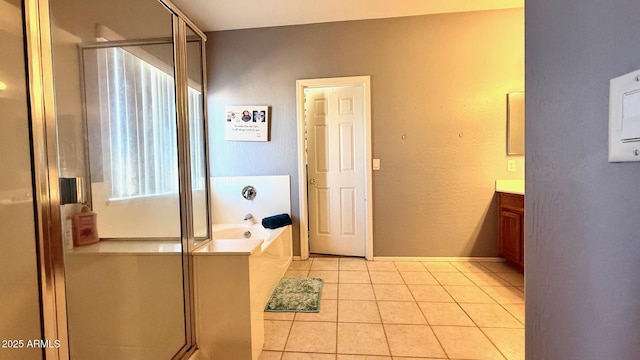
xmin=264 ymin=277 xmax=323 ymax=313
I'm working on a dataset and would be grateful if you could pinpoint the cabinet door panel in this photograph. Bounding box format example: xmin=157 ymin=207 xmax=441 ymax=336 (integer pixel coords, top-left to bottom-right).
xmin=499 ymin=210 xmax=522 ymax=265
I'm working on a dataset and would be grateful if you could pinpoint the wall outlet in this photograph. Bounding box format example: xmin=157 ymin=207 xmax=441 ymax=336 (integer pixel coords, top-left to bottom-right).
xmin=507 ymin=160 xmax=516 ymax=172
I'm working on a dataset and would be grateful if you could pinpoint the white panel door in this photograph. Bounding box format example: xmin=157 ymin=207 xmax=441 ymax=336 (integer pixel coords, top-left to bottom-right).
xmin=306 ymin=85 xmax=365 ymax=256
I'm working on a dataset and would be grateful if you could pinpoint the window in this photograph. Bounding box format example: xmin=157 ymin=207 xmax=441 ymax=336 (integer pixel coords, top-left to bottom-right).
xmin=92 ymin=46 xmax=204 ymax=201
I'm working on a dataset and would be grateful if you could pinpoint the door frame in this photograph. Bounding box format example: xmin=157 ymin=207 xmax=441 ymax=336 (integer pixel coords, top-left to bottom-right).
xmin=296 ymin=76 xmax=373 ymax=261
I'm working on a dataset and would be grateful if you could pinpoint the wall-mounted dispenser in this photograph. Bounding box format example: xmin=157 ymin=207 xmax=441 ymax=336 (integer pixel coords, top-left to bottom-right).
xmin=59 ymin=177 xmax=84 ymax=204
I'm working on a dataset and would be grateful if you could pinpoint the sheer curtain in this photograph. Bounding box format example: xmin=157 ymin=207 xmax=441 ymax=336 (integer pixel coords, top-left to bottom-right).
xmin=95 ymin=46 xmax=203 ymax=200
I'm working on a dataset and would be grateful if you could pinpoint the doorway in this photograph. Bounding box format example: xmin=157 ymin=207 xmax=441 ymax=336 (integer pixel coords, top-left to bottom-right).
xmin=296 ymin=76 xmax=373 ymax=260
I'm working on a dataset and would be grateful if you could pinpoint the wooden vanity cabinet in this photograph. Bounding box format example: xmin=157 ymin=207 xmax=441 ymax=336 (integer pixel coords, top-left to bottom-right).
xmin=498 ymin=192 xmax=524 ymax=267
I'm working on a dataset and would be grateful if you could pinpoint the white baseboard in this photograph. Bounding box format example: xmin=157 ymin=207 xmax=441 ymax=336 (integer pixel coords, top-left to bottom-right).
xmin=372 ymin=256 xmax=506 ymax=263
xmin=292 ymin=255 xmax=505 ymax=263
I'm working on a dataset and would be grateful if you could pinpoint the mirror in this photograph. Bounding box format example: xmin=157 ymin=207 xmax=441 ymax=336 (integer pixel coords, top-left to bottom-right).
xmin=507 ymin=91 xmax=525 ymax=155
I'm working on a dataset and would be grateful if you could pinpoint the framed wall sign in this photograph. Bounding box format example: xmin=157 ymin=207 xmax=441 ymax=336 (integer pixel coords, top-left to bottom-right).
xmin=224 ymin=105 xmax=270 ymax=141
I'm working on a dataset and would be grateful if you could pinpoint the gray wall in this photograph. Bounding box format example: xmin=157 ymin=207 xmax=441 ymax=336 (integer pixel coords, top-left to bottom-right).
xmin=526 ymin=1 xmax=640 ymax=359
xmin=206 ymin=8 xmax=524 ymax=256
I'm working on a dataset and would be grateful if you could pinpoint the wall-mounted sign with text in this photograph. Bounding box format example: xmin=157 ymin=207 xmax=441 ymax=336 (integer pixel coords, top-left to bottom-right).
xmin=224 ymin=106 xmax=270 ymax=141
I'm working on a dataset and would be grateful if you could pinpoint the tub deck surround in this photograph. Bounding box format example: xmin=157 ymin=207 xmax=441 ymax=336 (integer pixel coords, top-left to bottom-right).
xmin=210 ymin=175 xmax=291 ymax=226
xmin=193 ymin=238 xmax=263 ymax=256
xmin=194 ymin=224 xmax=293 ymax=360
xmin=64 ymin=239 xmax=183 ymax=255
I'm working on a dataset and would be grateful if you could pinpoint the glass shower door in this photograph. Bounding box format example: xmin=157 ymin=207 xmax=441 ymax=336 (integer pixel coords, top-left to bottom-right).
xmin=49 ymin=0 xmax=192 ymax=358
xmin=0 ymin=0 xmax=44 ymax=359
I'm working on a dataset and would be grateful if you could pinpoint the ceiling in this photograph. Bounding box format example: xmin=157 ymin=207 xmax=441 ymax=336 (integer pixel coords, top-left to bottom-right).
xmin=170 ymin=0 xmax=524 ymax=32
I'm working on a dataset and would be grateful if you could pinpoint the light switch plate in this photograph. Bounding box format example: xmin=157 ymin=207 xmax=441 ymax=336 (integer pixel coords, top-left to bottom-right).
xmin=609 ymin=69 xmax=640 ymax=162
xmin=372 ymin=159 xmax=381 ymax=170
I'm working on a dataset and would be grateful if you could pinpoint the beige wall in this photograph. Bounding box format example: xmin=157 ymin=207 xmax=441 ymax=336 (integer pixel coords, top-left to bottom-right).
xmin=207 ymin=8 xmax=524 ymax=256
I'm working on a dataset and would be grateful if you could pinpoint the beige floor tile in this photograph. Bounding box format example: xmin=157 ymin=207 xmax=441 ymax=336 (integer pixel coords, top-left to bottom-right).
xmin=443 ymin=285 xmax=496 ymax=304
xmin=338 ymin=300 xmax=381 ymax=323
xmin=417 ymin=302 xmax=475 ymax=326
xmin=451 ymin=261 xmax=489 ymax=273
xmin=377 ymin=301 xmax=426 ymax=324
xmin=288 ymin=261 xmax=313 ymax=270
xmin=407 ymin=284 xmax=454 ymax=302
xmin=258 ymin=350 xmax=283 ymax=360
xmin=285 ymin=270 xmax=309 ymax=278
xmin=384 ymin=324 xmax=446 ymax=358
xmin=459 ymin=303 xmax=523 ymax=328
xmin=263 ymin=320 xmax=292 ymax=351
xmin=281 ymin=352 xmax=336 ymax=360
xmin=482 ymin=327 xmax=525 ymax=360
xmin=421 ymin=262 xmax=459 ymax=272
xmin=502 ymin=303 xmax=525 ymax=324
xmin=322 ymin=283 xmax=338 ymax=300
xmin=432 ymin=326 xmax=504 ymax=359
xmin=340 ymin=259 xmax=368 ymax=271
xmin=393 ymin=262 xmax=426 ymax=272
xmin=339 ymin=270 xmax=371 ymax=284
xmin=369 ymin=271 xmax=404 ymax=284
xmin=264 ymin=311 xmax=295 ymax=321
xmin=373 ymin=284 xmax=414 ymax=301
xmin=432 ymin=271 xmax=474 ymax=286
xmin=285 ymin=321 xmax=336 ymax=353
xmin=464 ymin=272 xmax=511 ymax=286
xmin=399 ymin=271 xmax=439 ymax=285
xmin=311 ymin=259 xmax=340 ymax=271
xmin=295 ymin=299 xmax=337 ymax=322
xmin=482 ymin=262 xmax=520 ymax=273
xmin=338 ymin=283 xmax=376 ymax=300
xmin=337 ymin=355 xmax=391 ymax=360
xmin=309 ymin=270 xmax=339 ymax=283
xmin=337 ymin=323 xmax=390 ymax=356
xmin=366 ymin=261 xmax=397 ymax=272
xmin=481 ymin=286 xmax=525 ymax=304
xmin=495 ymin=272 xmax=525 ymax=287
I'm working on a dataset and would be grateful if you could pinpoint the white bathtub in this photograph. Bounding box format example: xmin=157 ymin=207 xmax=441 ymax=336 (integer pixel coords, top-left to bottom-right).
xmin=193 ymin=224 xmax=292 ymax=360
xmin=209 ymin=223 xmax=285 ymax=252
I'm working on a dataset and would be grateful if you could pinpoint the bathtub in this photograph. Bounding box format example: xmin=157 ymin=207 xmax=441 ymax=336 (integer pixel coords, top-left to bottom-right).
xmin=193 ymin=224 xmax=292 ymax=360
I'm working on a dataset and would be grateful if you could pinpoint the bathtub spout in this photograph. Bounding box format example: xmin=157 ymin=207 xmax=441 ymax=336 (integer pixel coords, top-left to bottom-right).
xmin=244 ymin=213 xmax=253 ymax=221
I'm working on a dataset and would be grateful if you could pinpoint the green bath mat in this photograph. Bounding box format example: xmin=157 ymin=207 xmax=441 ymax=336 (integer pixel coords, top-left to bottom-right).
xmin=265 ymin=277 xmax=323 ymax=313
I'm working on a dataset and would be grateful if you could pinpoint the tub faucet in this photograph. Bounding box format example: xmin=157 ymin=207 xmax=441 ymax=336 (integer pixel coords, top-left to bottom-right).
xmin=244 ymin=213 xmax=253 ymax=221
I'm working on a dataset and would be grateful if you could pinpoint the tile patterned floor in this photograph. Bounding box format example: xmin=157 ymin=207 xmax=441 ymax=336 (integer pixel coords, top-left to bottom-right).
xmin=261 ymin=258 xmax=524 ymax=360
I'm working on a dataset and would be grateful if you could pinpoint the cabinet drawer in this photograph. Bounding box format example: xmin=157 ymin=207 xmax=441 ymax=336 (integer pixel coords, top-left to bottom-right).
xmin=499 ymin=193 xmax=524 ymax=212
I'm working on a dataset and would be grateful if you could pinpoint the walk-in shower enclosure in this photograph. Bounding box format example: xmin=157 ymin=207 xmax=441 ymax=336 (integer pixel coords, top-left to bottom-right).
xmin=0 ymin=0 xmax=209 ymax=359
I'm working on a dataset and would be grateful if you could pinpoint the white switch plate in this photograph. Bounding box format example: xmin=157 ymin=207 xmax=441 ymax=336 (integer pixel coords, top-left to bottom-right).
xmin=507 ymin=160 xmax=516 ymax=172
xmin=609 ymin=69 xmax=640 ymax=162
xmin=372 ymin=159 xmax=381 ymax=170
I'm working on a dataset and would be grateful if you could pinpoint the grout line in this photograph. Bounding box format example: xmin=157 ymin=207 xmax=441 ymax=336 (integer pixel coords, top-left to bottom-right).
xmin=476 ymin=326 xmax=512 ymax=360
xmin=278 ymin=258 xmax=522 ymax=359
